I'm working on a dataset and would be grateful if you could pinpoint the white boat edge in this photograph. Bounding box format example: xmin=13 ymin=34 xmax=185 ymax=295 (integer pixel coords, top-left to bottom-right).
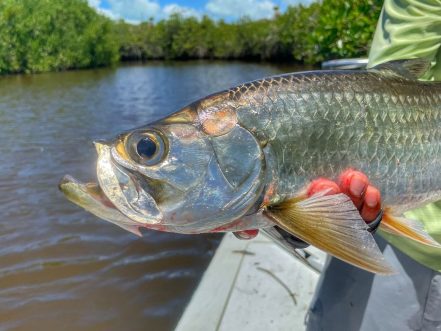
xmin=175 ymin=233 xmax=327 ymax=331
xmin=322 ymin=58 xmax=368 ymax=70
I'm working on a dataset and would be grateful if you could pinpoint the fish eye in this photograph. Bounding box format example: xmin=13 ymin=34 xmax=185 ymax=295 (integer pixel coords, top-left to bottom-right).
xmin=128 ymin=130 xmax=167 ymax=166
xmin=137 ymin=137 xmax=157 ymax=159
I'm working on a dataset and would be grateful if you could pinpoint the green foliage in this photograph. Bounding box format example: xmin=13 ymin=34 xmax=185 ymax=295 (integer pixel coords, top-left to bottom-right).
xmin=0 ymin=0 xmax=119 ymax=74
xmin=115 ymin=0 xmax=382 ymax=64
xmin=0 ymin=0 xmax=383 ymax=74
xmin=310 ymin=0 xmax=383 ymax=63
xmin=275 ymin=4 xmax=321 ymax=62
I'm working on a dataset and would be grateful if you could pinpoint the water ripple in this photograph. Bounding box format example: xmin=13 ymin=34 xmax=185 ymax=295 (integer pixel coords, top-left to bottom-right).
xmin=0 ymin=61 xmax=292 ymax=331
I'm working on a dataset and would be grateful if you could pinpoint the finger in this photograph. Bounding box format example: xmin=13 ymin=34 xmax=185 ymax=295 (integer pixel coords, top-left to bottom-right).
xmin=360 ymin=185 xmax=382 ymax=223
xmin=307 ymin=178 xmax=341 ymax=197
xmin=234 ymin=229 xmax=259 ymax=240
xmin=339 ymin=169 xmax=369 ymax=209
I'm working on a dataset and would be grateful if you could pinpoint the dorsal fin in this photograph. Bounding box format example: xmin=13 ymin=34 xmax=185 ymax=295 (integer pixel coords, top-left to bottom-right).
xmin=370 ymin=58 xmax=431 ymax=80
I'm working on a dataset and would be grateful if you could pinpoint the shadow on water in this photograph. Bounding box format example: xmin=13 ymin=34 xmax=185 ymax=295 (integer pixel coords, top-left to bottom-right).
xmin=0 ymin=61 xmax=306 ymax=331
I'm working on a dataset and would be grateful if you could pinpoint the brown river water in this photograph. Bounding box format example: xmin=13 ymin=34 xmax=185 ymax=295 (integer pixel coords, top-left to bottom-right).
xmin=0 ymin=61 xmax=306 ymax=331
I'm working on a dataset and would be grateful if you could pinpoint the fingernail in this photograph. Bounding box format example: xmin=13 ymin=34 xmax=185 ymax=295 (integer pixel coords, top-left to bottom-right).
xmin=320 ymin=182 xmax=340 ymax=195
xmin=350 ymin=175 xmax=366 ymax=197
xmin=365 ymin=192 xmax=378 ymax=208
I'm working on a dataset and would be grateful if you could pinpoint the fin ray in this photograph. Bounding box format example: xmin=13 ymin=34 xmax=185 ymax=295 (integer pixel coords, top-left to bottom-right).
xmin=266 ymin=193 xmax=395 ymax=275
xmin=370 ymin=58 xmax=431 ymax=79
xmin=381 ymin=212 xmax=441 ymax=248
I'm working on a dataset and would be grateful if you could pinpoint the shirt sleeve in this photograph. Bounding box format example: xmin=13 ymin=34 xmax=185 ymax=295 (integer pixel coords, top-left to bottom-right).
xmin=368 ymin=0 xmax=441 ymax=80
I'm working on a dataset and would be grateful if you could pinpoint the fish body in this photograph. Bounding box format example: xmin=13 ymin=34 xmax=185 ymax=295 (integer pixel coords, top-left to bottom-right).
xmin=60 ymin=59 xmax=441 ymax=274
xmin=232 ymin=68 xmax=441 ymax=212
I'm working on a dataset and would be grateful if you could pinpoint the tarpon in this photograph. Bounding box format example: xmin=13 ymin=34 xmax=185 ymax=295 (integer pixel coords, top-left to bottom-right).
xmin=60 ymin=59 xmax=441 ymax=274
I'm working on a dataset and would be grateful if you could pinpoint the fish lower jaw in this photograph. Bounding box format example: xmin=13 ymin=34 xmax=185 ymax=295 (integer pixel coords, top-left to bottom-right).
xmin=59 ymin=174 xmax=164 ymax=230
xmin=59 ymin=175 xmax=118 ymax=211
xmin=59 ymin=175 xmax=153 ymax=236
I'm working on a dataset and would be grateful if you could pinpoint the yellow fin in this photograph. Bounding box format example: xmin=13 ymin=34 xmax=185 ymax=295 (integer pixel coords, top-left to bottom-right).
xmin=381 ymin=211 xmax=441 ymax=248
xmin=266 ymin=193 xmax=395 ymax=275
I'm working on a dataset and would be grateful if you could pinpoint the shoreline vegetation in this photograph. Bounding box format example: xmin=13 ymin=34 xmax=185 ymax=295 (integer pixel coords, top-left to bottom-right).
xmin=0 ymin=0 xmax=382 ymax=75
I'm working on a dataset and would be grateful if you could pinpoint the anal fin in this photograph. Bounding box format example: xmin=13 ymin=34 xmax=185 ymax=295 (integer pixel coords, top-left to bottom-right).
xmin=265 ymin=193 xmax=395 ymax=275
xmin=381 ymin=211 xmax=441 ymax=248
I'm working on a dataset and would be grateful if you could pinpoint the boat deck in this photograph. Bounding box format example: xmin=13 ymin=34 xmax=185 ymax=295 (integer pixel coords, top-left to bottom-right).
xmin=175 ymin=233 xmax=327 ymax=331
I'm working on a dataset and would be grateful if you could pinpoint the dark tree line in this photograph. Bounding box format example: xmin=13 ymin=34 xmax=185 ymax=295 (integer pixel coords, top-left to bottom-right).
xmin=116 ymin=0 xmax=382 ymax=63
xmin=0 ymin=0 xmax=383 ymax=74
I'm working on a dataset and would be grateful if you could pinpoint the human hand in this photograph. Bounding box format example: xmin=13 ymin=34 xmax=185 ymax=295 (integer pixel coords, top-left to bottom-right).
xmin=307 ymin=169 xmax=381 ymax=224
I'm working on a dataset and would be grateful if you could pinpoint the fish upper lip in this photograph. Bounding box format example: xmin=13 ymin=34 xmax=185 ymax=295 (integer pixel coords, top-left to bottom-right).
xmin=93 ymin=139 xmax=113 ymax=154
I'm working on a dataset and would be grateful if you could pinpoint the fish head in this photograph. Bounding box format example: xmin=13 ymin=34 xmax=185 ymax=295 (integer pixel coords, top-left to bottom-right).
xmin=60 ymin=94 xmax=268 ymax=235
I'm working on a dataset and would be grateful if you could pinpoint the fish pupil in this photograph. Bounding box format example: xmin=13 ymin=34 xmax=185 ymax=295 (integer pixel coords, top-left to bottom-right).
xmin=137 ymin=137 xmax=157 ymax=159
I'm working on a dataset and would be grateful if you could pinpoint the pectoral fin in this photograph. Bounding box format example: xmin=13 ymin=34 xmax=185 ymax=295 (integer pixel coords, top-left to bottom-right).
xmin=381 ymin=211 xmax=441 ymax=248
xmin=265 ymin=192 xmax=395 ymax=275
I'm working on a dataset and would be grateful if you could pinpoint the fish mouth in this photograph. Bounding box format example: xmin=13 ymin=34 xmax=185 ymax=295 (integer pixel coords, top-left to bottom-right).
xmin=58 ymin=175 xmax=145 ymax=236
xmin=59 ymin=141 xmax=163 ymax=236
